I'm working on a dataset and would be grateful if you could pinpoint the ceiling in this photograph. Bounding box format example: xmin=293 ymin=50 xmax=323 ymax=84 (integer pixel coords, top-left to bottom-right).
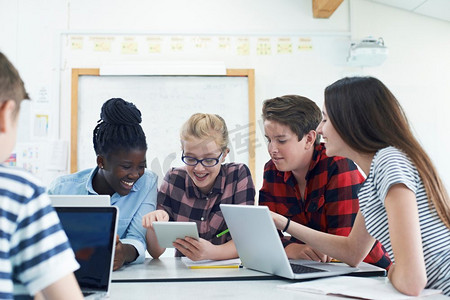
xmin=368 ymin=0 xmax=450 ymax=22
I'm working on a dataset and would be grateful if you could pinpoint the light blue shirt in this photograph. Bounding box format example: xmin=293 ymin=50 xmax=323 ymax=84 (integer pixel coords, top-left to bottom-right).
xmin=47 ymin=167 xmax=157 ymax=264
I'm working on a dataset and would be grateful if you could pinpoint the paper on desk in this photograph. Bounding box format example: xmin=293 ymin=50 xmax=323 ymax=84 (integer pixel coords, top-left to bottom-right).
xmin=181 ymin=257 xmax=241 ymax=267
xmin=277 ymin=276 xmax=442 ymax=300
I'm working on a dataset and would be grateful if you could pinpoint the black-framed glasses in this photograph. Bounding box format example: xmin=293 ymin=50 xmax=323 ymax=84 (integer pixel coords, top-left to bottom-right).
xmin=181 ymin=151 xmax=223 ymax=167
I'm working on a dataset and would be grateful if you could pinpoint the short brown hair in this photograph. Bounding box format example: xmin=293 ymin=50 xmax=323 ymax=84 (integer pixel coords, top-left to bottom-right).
xmin=0 ymin=52 xmax=29 ymax=113
xmin=262 ymin=95 xmax=321 ymax=141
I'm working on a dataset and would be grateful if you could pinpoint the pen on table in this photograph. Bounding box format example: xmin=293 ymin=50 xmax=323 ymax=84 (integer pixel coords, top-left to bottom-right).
xmin=216 ymin=229 xmax=229 ymax=238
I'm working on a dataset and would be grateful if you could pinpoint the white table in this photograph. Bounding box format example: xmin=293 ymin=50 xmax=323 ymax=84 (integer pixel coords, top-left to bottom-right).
xmin=112 ymin=257 xmax=275 ymax=282
xmin=110 ymin=279 xmax=332 ymax=300
xmin=109 ymin=258 xmax=448 ymax=299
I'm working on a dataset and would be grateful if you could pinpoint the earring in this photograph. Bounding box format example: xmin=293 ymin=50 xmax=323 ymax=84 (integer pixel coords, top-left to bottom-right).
xmin=99 ymin=165 xmax=104 ymax=169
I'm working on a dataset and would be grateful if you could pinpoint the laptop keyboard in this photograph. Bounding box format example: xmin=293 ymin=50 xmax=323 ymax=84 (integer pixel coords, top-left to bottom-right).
xmin=290 ymin=263 xmax=326 ymax=274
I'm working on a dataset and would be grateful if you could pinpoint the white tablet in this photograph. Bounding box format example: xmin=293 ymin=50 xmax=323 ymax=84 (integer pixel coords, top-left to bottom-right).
xmin=152 ymin=222 xmax=199 ymax=248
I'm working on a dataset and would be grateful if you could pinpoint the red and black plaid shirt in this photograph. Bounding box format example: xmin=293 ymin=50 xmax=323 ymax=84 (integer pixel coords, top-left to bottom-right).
xmin=259 ymin=143 xmax=392 ymax=269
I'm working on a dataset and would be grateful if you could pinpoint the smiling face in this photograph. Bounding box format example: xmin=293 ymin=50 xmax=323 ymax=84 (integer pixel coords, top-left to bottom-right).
xmin=182 ymin=137 xmax=226 ymax=195
xmin=264 ymin=119 xmax=315 ymax=175
xmin=316 ymin=106 xmax=348 ymax=158
xmin=96 ymin=148 xmax=147 ymax=196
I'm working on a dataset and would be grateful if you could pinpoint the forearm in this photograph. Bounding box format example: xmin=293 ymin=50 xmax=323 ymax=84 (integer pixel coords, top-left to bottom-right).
xmin=384 ymin=185 xmax=427 ymax=296
xmin=285 ymin=220 xmax=357 ymax=264
xmin=142 ymin=209 xmax=171 ymax=259
xmin=324 ymin=202 xmax=391 ymax=269
xmin=388 ymin=264 xmax=427 ymax=296
xmin=280 ymin=213 xmax=373 ymax=266
xmin=121 ymin=243 xmax=139 ymax=263
xmin=209 ymin=240 xmax=238 ymax=260
xmin=146 ymin=228 xmax=165 ymax=259
xmin=40 ymin=273 xmax=83 ymax=300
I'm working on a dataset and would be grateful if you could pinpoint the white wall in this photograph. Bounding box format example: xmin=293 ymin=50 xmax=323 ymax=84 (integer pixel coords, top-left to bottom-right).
xmin=1 ymin=0 xmax=449 ymax=192
xmin=349 ymin=0 xmax=450 ymax=186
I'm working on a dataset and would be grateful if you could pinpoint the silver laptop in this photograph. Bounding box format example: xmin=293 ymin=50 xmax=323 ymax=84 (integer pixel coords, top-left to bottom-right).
xmin=220 ymin=204 xmax=357 ymax=280
xmin=50 ymin=195 xmax=110 ymax=207
xmin=55 ymin=206 xmax=118 ymax=299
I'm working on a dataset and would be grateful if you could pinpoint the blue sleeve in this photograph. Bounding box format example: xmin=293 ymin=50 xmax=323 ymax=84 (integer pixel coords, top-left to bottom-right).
xmin=47 ymin=176 xmax=63 ymax=195
xmin=120 ymin=171 xmax=158 ymax=263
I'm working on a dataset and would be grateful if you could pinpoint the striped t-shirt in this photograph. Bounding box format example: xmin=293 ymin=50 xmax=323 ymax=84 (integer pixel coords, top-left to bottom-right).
xmin=0 ymin=165 xmax=79 ymax=299
xmin=358 ymin=147 xmax=449 ymax=295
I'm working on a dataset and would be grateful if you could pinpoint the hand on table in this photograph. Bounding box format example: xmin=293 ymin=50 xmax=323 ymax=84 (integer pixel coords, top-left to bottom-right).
xmin=285 ymin=243 xmax=332 ymax=262
xmin=113 ymin=235 xmax=126 ymax=271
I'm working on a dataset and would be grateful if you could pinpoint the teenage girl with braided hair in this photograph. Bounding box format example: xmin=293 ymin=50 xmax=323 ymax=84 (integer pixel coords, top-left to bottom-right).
xmin=48 ymin=98 xmax=158 ymax=271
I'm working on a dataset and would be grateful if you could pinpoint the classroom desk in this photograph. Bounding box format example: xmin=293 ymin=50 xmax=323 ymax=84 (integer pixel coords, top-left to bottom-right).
xmin=112 ymin=257 xmax=275 ymax=282
xmin=110 ymin=279 xmax=331 ymax=300
xmin=110 ymin=258 xmax=448 ymax=299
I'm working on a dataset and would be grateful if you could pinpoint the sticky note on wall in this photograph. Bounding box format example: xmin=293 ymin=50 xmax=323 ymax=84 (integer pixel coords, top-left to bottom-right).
xmin=256 ymin=38 xmax=272 ymax=55
xmin=90 ymin=36 xmax=114 ymax=52
xmin=122 ymin=37 xmax=138 ymax=54
xmin=237 ymin=37 xmax=250 ymax=56
xmin=277 ymin=38 xmax=293 ymax=54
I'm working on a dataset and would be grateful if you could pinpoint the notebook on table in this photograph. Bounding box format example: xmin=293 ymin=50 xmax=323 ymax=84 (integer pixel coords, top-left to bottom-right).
xmin=220 ymin=204 xmax=358 ymax=280
xmin=55 ymin=206 xmax=118 ymax=299
xmin=50 ymin=195 xmax=110 ymax=207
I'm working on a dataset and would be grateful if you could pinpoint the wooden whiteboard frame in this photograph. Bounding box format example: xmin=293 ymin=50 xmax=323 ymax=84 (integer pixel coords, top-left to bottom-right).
xmin=70 ymin=68 xmax=256 ymax=177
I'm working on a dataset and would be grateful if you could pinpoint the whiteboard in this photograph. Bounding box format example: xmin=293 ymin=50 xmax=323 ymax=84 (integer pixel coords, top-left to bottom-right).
xmin=74 ymin=71 xmax=254 ymax=184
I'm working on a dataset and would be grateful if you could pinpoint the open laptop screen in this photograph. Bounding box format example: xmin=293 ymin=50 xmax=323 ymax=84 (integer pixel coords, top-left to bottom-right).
xmin=55 ymin=207 xmax=117 ymax=293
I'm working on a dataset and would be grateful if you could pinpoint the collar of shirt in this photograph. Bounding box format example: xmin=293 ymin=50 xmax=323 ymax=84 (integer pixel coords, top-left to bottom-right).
xmin=281 ymin=143 xmax=324 ymax=186
xmin=185 ymin=165 xmax=226 ymax=199
xmin=85 ymin=166 xmax=142 ymax=196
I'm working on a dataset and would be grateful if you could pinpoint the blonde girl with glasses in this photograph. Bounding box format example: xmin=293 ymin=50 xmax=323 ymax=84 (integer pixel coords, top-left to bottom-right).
xmin=143 ymin=113 xmax=255 ymax=260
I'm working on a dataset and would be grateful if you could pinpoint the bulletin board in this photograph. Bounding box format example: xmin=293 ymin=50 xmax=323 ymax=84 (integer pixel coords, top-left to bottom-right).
xmin=71 ymin=68 xmax=255 ymax=182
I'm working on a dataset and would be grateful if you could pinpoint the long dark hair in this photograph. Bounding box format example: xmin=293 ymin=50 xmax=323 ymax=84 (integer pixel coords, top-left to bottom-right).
xmin=325 ymin=76 xmax=450 ymax=228
xmin=93 ymin=98 xmax=147 ymax=157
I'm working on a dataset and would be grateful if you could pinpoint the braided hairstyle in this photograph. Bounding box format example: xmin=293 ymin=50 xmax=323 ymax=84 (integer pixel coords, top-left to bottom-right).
xmin=93 ymin=98 xmax=147 ymax=157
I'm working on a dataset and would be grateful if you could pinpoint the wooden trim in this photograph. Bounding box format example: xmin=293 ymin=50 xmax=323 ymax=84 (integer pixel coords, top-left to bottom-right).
xmin=312 ymin=0 xmax=343 ymax=18
xmin=226 ymin=69 xmax=256 ymax=179
xmin=70 ymin=68 xmax=100 ymax=173
xmin=71 ymin=68 xmax=256 ymax=177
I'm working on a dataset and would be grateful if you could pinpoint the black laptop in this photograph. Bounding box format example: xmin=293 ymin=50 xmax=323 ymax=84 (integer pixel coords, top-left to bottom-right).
xmin=55 ymin=206 xmax=118 ymax=299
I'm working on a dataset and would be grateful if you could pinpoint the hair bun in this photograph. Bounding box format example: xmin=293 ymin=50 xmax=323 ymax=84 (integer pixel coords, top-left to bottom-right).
xmin=100 ymin=98 xmax=142 ymax=125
